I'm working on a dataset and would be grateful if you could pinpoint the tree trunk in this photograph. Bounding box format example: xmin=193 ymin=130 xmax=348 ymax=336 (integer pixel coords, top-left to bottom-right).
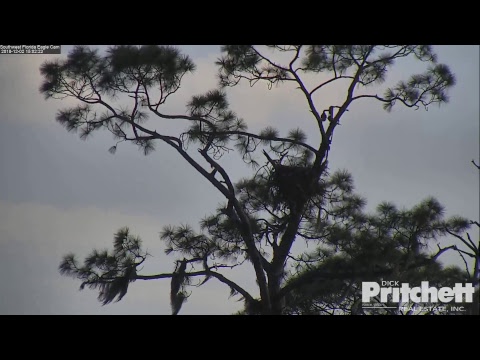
xmin=268 ymin=272 xmax=285 ymax=315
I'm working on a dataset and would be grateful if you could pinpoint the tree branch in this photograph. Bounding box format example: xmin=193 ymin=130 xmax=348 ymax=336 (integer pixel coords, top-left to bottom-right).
xmin=144 ymin=104 xmax=318 ymax=155
xmin=444 ymin=229 xmax=478 ymax=255
xmin=310 ymin=76 xmax=355 ymax=96
xmin=135 ymin=270 xmax=254 ymax=304
xmin=250 ymin=46 xmax=290 ymax=73
xmin=286 ymin=46 xmax=327 ymax=141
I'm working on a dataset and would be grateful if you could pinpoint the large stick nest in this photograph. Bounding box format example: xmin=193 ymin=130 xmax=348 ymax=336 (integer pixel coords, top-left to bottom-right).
xmin=263 ymin=151 xmax=322 ymax=211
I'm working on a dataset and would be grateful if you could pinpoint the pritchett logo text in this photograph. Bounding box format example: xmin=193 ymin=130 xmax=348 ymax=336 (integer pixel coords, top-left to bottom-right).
xmin=362 ymin=281 xmax=475 ymax=303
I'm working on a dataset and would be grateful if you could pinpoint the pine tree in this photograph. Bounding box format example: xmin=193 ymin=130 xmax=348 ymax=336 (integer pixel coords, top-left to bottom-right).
xmin=42 ymin=45 xmax=460 ymax=314
xmin=282 ymin=196 xmax=473 ymax=315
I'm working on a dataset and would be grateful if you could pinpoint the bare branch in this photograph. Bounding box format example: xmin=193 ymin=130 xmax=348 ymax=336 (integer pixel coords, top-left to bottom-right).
xmin=135 ymin=270 xmax=254 ymax=303
xmin=309 ymin=76 xmax=355 ymax=96
xmin=445 ymin=229 xmax=478 ymax=255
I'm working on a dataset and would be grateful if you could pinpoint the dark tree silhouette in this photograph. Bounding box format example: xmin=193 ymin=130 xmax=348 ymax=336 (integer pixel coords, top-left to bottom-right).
xmin=443 ymin=222 xmax=480 ymax=315
xmin=42 ymin=45 xmax=458 ymax=314
xmin=281 ymin=196 xmax=473 ymax=315
xmin=282 ymin=160 xmax=479 ymax=315
xmin=439 ymin=160 xmax=480 ymax=315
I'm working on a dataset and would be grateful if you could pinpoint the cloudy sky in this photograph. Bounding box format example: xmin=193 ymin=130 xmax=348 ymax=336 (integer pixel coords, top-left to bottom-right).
xmin=0 ymin=45 xmax=478 ymax=315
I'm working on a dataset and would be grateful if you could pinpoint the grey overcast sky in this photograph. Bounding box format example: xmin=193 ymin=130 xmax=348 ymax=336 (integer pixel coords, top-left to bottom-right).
xmin=0 ymin=45 xmax=478 ymax=315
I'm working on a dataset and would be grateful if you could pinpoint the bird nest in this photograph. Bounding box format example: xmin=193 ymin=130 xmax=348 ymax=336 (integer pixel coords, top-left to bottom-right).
xmin=263 ymin=151 xmax=321 ymax=212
